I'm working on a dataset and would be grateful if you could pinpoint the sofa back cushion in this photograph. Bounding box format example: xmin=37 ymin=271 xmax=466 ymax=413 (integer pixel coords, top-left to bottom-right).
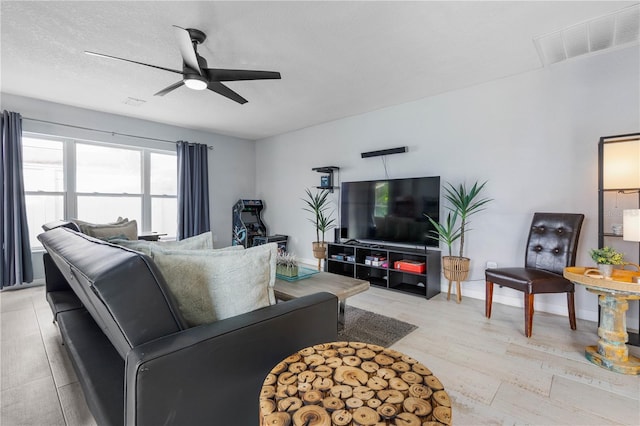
xmin=38 ymin=227 xmax=187 ymax=359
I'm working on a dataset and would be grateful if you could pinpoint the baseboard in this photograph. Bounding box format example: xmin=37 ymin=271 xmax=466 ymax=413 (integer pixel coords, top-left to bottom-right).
xmin=440 ymin=279 xmax=600 ymax=323
xmin=1 ymin=279 xmax=45 ymax=291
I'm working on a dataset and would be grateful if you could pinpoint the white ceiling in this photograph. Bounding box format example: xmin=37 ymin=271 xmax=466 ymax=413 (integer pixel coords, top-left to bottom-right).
xmin=1 ymin=1 xmax=637 ymax=140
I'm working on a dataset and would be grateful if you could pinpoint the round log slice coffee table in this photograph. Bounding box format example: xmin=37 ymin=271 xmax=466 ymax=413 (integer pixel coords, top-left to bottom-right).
xmin=259 ymin=341 xmax=452 ymax=426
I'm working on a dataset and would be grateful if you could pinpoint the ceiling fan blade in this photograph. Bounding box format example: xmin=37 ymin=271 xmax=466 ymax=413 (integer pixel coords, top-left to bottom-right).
xmin=207 ymin=81 xmax=248 ymax=104
xmin=154 ymin=80 xmax=185 ymax=96
xmin=172 ymin=25 xmax=202 ymax=75
xmin=205 ymin=69 xmax=281 ymax=82
xmin=85 ymin=51 xmax=183 ymax=75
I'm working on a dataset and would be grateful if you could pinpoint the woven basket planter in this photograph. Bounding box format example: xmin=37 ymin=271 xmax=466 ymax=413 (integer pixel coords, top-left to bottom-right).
xmin=312 ymin=242 xmax=327 ymax=272
xmin=443 ymin=256 xmax=470 ymax=281
xmin=312 ymin=242 xmax=327 ymax=259
xmin=442 ymin=256 xmax=470 ymax=303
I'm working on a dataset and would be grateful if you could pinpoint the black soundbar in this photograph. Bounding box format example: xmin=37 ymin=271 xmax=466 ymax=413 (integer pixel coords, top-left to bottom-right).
xmin=361 ymin=146 xmax=407 ymax=158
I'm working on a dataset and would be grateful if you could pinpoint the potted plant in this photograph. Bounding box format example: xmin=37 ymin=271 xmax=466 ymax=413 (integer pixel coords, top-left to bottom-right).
xmin=426 ymin=180 xmax=492 ymax=302
xmin=589 ymin=246 xmax=624 ymax=278
xmin=426 ymin=211 xmax=462 ymax=258
xmin=302 ymin=188 xmax=336 ymax=269
xmin=276 ymin=252 xmax=299 ymax=277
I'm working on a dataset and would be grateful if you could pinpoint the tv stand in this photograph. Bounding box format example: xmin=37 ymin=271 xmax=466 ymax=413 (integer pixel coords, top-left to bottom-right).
xmin=327 ymin=242 xmax=441 ymax=298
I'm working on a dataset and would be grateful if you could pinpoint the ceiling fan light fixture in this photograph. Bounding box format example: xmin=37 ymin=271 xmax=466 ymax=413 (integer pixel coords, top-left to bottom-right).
xmin=184 ymin=74 xmax=207 ymax=90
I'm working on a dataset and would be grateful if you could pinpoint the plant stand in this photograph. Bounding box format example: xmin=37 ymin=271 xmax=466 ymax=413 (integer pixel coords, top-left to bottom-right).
xmin=442 ymin=256 xmax=470 ymax=303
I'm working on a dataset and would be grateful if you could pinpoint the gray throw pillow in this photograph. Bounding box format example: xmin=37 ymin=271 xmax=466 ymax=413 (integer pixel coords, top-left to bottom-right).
xmin=150 ymin=243 xmax=277 ymax=327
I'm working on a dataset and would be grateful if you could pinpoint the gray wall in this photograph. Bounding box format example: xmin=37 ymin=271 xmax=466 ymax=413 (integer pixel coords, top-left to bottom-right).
xmin=255 ymin=45 xmax=640 ymax=326
xmin=1 ymin=93 xmax=257 ymax=279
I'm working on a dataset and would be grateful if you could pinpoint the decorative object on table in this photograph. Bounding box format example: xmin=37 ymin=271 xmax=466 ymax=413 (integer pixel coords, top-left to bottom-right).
xmin=426 ymin=180 xmax=492 ymax=303
xmin=275 ymin=252 xmax=298 ymax=277
xmin=259 ymin=342 xmax=452 ymax=426
xmin=485 ymin=213 xmax=584 ymax=338
xmin=275 ymin=266 xmax=320 ymax=282
xmin=302 ymin=188 xmax=336 ymax=271
xmin=589 ymin=246 xmax=624 ymax=278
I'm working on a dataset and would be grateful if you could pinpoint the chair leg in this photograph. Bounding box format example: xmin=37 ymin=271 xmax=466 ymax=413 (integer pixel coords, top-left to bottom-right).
xmin=567 ymin=292 xmax=577 ymax=330
xmin=525 ymin=293 xmax=534 ymax=338
xmin=485 ymin=281 xmax=493 ymax=318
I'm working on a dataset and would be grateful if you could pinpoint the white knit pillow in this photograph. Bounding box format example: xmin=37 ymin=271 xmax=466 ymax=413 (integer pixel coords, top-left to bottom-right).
xmin=82 ymin=220 xmax=138 ymax=241
xmin=159 ymin=231 xmax=215 ymax=250
xmin=150 ymin=243 xmax=277 ymax=327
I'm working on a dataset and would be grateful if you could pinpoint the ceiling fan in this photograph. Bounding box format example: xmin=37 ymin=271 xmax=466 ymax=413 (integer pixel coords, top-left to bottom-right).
xmin=85 ymin=25 xmax=281 ymax=104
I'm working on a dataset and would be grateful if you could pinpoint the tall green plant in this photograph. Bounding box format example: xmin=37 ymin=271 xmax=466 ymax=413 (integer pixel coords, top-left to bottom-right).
xmin=302 ymin=188 xmax=335 ymax=243
xmin=443 ymin=181 xmax=492 ymax=258
xmin=425 ymin=211 xmax=462 ymax=257
xmin=317 ymin=209 xmax=336 ymax=244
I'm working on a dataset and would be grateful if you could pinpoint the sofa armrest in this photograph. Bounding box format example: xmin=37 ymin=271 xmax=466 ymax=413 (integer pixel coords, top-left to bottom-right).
xmin=125 ymin=292 xmax=338 ymax=426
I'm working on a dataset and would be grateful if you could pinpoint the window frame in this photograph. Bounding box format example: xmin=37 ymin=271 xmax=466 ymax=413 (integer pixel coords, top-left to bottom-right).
xmin=22 ymin=133 xmax=177 ymax=248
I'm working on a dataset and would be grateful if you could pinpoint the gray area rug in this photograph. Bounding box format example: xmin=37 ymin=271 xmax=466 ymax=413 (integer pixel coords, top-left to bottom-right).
xmin=338 ymin=306 xmax=418 ymax=347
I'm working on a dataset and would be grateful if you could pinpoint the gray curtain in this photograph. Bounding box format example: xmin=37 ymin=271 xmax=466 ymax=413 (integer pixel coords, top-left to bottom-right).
xmin=177 ymin=141 xmax=210 ymax=239
xmin=1 ymin=111 xmax=33 ymax=289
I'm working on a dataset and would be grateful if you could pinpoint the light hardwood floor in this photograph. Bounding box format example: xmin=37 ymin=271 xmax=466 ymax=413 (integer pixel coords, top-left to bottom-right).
xmin=1 ymin=284 xmax=639 ymax=425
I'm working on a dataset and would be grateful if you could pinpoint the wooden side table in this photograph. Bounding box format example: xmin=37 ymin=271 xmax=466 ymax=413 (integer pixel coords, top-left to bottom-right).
xmin=564 ymin=267 xmax=640 ymax=375
xmin=259 ymin=341 xmax=451 ymax=426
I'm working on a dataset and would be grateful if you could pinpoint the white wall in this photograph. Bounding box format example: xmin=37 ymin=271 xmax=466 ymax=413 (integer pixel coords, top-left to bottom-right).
xmin=1 ymin=93 xmax=257 ymax=279
xmin=255 ymin=45 xmax=640 ymax=328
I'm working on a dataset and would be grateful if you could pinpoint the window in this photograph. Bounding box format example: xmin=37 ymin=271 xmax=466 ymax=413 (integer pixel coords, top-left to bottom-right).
xmin=150 ymin=152 xmax=178 ymax=237
xmin=23 ymin=138 xmax=64 ymax=248
xmin=76 ymin=143 xmax=143 ymax=223
xmin=22 ymin=135 xmax=177 ymax=248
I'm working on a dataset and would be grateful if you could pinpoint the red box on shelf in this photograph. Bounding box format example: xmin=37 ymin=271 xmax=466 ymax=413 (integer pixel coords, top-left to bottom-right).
xmin=394 ymin=260 xmax=426 ymax=273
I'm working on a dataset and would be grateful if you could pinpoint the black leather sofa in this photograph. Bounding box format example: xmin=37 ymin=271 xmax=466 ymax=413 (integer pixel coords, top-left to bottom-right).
xmin=38 ymin=227 xmax=338 ymax=425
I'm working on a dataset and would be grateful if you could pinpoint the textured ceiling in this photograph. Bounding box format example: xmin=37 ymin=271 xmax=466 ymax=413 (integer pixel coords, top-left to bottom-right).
xmin=1 ymin=1 xmax=637 ymax=140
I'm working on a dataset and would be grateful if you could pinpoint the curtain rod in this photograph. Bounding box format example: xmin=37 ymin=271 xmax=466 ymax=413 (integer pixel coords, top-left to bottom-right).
xmin=22 ymin=117 xmax=213 ymax=149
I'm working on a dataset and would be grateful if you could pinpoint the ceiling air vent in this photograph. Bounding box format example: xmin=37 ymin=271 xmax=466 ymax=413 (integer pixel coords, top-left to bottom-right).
xmin=123 ymin=97 xmax=146 ymax=107
xmin=534 ymin=4 xmax=639 ymax=66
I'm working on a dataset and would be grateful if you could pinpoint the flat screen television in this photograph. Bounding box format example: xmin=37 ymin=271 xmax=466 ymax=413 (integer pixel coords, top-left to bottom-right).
xmin=340 ymin=176 xmax=440 ymax=247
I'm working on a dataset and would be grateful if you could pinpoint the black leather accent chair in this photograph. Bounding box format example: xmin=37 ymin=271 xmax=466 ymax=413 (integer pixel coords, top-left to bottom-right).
xmin=485 ymin=213 xmax=585 ymax=337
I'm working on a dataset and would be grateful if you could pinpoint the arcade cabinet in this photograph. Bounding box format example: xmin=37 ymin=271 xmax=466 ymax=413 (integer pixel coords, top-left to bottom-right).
xmin=232 ymin=199 xmax=267 ymax=248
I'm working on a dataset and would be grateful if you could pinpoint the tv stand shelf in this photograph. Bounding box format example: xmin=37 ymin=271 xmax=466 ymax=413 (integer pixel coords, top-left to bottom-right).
xmin=327 ymin=242 xmax=441 ymax=299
